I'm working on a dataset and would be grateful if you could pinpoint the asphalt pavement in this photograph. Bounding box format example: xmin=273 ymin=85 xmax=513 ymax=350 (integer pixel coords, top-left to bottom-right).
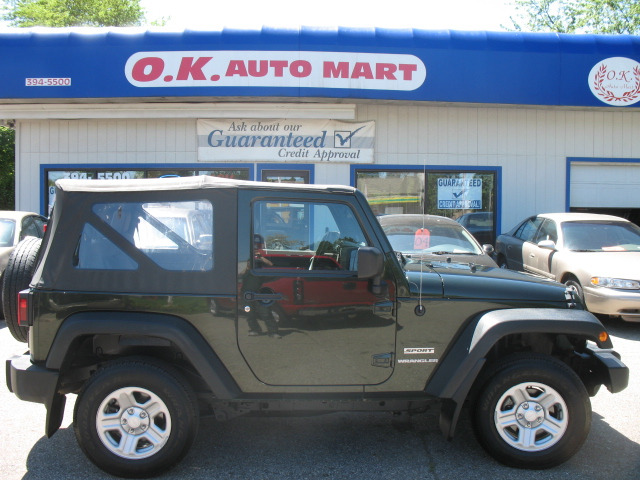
xmin=1 ymin=318 xmax=638 ymax=480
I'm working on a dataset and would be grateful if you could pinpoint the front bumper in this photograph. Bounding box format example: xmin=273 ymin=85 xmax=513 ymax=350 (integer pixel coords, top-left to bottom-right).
xmin=584 ymin=286 xmax=640 ymax=320
xmin=584 ymin=345 xmax=629 ymax=394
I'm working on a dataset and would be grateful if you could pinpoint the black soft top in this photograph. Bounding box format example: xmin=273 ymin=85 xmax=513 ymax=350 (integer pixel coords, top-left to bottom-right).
xmin=33 ymin=176 xmax=357 ymax=296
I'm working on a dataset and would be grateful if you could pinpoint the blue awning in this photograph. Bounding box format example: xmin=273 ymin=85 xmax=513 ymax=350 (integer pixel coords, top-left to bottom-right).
xmin=1 ymin=27 xmax=639 ymax=107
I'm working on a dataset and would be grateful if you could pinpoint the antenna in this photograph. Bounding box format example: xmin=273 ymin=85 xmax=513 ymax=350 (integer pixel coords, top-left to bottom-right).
xmin=415 ymin=163 xmax=426 ymax=317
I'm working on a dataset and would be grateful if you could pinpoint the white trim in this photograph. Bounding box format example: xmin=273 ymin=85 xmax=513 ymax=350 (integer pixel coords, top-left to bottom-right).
xmin=0 ymin=102 xmax=356 ymax=120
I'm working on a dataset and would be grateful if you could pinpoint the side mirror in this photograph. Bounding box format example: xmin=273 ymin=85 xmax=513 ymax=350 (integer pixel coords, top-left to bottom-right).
xmin=357 ymin=247 xmax=384 ymax=279
xmin=537 ymin=239 xmax=557 ymax=250
xmin=357 ymin=247 xmax=385 ymax=295
xmin=482 ymin=244 xmax=494 ymax=255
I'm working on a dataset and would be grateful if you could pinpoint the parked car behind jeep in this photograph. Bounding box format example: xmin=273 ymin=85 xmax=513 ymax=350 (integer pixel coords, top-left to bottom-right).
xmin=496 ymin=212 xmax=640 ymax=322
xmin=6 ymin=177 xmax=628 ymax=478
xmin=378 ymin=213 xmax=497 ymax=268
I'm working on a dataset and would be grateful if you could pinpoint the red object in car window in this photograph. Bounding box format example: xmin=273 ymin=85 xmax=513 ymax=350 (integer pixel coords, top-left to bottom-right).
xmin=414 ymin=228 xmax=430 ymax=249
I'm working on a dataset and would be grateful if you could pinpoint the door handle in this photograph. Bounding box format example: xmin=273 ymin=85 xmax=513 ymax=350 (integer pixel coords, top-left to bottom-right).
xmin=244 ymin=291 xmax=284 ymax=301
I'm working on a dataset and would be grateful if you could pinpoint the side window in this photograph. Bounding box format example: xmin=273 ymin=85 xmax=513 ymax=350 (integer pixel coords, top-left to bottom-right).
xmin=75 ymin=224 xmax=138 ymax=270
xmin=514 ymin=217 xmax=543 ymax=242
xmin=253 ymin=201 xmax=368 ymax=271
xmin=81 ymin=200 xmax=213 ymax=271
xmin=535 ymin=219 xmax=558 ymax=244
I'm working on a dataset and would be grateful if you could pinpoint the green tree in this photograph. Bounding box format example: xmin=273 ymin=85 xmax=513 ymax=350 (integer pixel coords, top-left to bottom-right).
xmin=3 ymin=0 xmax=145 ymax=27
xmin=0 ymin=126 xmax=15 ymax=210
xmin=508 ymin=0 xmax=640 ymax=34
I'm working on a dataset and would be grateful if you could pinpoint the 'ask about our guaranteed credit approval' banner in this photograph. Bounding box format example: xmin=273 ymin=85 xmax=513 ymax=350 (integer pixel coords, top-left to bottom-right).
xmin=197 ymin=119 xmax=375 ymax=163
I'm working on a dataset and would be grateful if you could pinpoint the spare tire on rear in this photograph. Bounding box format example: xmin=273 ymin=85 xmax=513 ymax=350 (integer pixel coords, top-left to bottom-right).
xmin=2 ymin=236 xmax=42 ymax=342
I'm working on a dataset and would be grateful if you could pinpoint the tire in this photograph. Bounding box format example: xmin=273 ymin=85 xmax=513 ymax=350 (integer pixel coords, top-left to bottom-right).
xmin=473 ymin=353 xmax=591 ymax=469
xmin=73 ymin=358 xmax=199 ymax=478
xmin=1 ymin=236 xmax=42 ymax=342
xmin=564 ymin=276 xmax=584 ymax=304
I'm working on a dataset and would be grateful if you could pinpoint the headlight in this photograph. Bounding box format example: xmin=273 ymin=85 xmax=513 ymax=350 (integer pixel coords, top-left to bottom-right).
xmin=591 ymin=277 xmax=640 ymax=290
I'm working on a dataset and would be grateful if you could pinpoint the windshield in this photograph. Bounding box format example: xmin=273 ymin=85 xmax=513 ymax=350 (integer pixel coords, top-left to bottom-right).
xmin=562 ymin=221 xmax=640 ymax=252
xmin=384 ymin=222 xmax=482 ymax=255
xmin=0 ymin=219 xmax=16 ymax=247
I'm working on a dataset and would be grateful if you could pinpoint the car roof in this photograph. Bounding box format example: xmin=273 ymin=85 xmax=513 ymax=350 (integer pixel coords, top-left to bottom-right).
xmin=55 ymin=175 xmax=355 ymax=194
xmin=537 ymin=212 xmax=630 ymax=223
xmin=0 ymin=211 xmax=41 ymax=221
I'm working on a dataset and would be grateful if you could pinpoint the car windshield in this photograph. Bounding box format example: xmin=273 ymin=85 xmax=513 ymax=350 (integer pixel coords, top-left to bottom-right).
xmin=383 ymin=221 xmax=482 ymax=255
xmin=0 ymin=219 xmax=16 ymax=247
xmin=562 ymin=221 xmax=640 ymax=252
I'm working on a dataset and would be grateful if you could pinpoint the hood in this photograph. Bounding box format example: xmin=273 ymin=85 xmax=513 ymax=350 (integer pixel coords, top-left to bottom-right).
xmin=404 ymin=261 xmax=570 ymax=304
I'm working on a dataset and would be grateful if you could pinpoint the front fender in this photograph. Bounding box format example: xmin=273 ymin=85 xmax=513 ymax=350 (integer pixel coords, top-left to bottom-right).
xmin=425 ymin=308 xmax=611 ymax=439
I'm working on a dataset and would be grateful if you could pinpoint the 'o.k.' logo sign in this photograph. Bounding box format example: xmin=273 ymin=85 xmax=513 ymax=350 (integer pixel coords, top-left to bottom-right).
xmin=589 ymin=57 xmax=640 ymax=106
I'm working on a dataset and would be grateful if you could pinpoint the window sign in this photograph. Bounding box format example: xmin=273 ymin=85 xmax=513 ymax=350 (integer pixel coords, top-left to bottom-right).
xmin=96 ymin=171 xmax=143 ymax=180
xmin=436 ymin=174 xmax=483 ymax=209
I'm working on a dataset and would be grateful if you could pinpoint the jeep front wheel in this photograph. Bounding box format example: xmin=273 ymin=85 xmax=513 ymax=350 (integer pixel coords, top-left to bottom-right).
xmin=73 ymin=358 xmax=199 ymax=478
xmin=473 ymin=354 xmax=591 ymax=469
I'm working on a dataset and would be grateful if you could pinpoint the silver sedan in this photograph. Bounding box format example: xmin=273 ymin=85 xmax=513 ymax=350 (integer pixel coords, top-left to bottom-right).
xmin=495 ymin=212 xmax=640 ymax=322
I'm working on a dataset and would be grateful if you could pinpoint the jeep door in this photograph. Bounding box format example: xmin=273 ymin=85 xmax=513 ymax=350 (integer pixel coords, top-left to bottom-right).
xmin=237 ymin=193 xmax=397 ymax=386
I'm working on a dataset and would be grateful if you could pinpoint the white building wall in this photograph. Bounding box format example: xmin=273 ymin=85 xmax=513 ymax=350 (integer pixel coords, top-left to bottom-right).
xmin=15 ymin=104 xmax=640 ymax=234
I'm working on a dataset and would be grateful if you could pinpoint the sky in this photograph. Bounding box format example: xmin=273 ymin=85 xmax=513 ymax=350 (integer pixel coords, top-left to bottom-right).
xmin=140 ymin=0 xmax=519 ymax=32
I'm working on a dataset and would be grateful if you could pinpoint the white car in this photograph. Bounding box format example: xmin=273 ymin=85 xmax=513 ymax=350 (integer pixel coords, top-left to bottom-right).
xmin=496 ymin=213 xmax=640 ymax=322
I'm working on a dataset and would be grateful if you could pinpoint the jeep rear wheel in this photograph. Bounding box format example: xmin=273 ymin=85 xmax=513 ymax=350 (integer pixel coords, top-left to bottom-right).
xmin=473 ymin=354 xmax=591 ymax=469
xmin=73 ymin=358 xmax=199 ymax=478
xmin=1 ymin=236 xmax=41 ymax=342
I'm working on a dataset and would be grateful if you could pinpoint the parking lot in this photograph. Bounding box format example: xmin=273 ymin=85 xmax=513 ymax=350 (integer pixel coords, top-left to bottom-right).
xmin=1 ymin=318 xmax=638 ymax=480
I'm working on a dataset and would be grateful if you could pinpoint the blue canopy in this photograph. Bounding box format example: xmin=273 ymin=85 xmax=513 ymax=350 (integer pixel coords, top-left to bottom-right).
xmin=1 ymin=27 xmax=639 ymax=107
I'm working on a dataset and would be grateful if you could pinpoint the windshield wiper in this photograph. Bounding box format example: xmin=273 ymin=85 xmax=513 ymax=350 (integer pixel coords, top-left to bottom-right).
xmin=424 ymin=251 xmax=477 ymax=255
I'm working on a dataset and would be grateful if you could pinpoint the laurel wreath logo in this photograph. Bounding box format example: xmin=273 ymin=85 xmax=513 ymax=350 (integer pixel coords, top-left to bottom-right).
xmin=593 ymin=64 xmax=640 ymax=103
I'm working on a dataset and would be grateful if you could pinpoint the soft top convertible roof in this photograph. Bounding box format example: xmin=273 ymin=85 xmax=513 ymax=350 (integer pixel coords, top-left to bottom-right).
xmin=56 ymin=175 xmax=356 ymax=194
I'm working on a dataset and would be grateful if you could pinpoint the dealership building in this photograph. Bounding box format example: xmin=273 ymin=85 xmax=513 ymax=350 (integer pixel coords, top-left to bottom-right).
xmin=1 ymin=27 xmax=639 ymax=241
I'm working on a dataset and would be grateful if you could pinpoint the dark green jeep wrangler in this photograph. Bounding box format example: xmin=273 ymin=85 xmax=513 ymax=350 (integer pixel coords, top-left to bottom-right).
xmin=4 ymin=176 xmax=628 ymax=478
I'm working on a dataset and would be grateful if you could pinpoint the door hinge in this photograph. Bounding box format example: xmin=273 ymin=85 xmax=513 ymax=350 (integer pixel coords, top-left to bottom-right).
xmin=371 ymin=352 xmax=394 ymax=368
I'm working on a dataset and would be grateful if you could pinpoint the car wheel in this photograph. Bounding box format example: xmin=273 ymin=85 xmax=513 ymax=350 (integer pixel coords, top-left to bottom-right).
xmin=473 ymin=353 xmax=591 ymax=469
xmin=564 ymin=276 xmax=584 ymax=304
xmin=73 ymin=358 xmax=199 ymax=478
xmin=1 ymin=236 xmax=42 ymax=342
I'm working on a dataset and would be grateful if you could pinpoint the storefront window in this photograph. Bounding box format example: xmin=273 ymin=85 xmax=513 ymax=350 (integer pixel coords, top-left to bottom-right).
xmin=355 ymin=168 xmax=498 ymax=245
xmin=355 ymin=171 xmax=424 ymax=216
xmin=261 ymin=169 xmax=310 ymax=184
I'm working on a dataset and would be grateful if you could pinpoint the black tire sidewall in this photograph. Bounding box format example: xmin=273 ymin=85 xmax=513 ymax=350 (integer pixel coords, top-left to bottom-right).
xmin=474 ymin=355 xmax=591 ymax=469
xmin=73 ymin=359 xmax=198 ymax=478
